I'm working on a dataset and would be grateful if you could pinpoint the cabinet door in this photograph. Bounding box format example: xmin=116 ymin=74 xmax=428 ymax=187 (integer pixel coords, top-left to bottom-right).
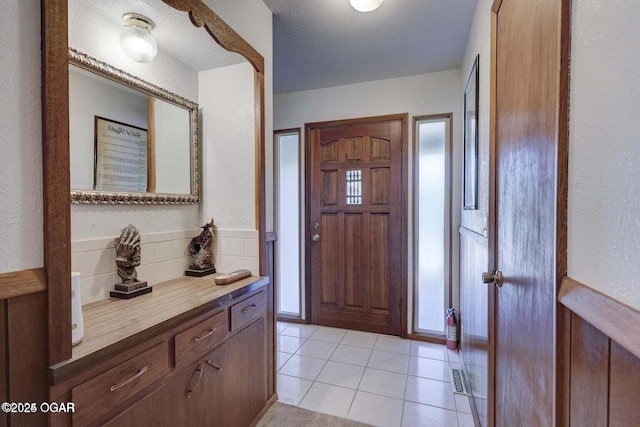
xmin=204 ymin=318 xmax=267 ymax=427
xmin=104 ymin=363 xmax=207 ymax=427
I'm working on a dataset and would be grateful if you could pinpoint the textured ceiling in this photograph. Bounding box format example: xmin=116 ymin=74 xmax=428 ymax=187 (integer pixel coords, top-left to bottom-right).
xmin=263 ymin=0 xmax=478 ymax=94
xmin=70 ymin=0 xmax=246 ymax=71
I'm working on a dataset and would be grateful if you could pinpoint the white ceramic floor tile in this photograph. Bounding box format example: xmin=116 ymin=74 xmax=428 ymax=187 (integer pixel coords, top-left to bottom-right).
xmin=309 ymin=326 xmax=348 ymax=343
xmin=276 ymin=374 xmax=313 ymax=406
xmin=295 ymin=339 xmax=338 ymax=360
xmin=401 ymin=401 xmax=459 ymax=427
xmin=358 ymin=368 xmax=407 ymax=399
xmin=277 ymin=351 xmax=293 ymax=370
xmin=410 ymin=341 xmax=449 ymax=361
xmin=455 ymin=393 xmax=472 ymax=413
xmin=280 ymin=323 xmax=318 ymax=339
xmin=277 ymin=335 xmax=306 ymax=354
xmin=367 ymin=350 xmax=410 ymax=374
xmin=374 ymin=335 xmax=411 ymax=355
xmin=278 ymin=326 xmax=480 ymax=426
xmin=278 ymin=354 xmax=327 ymax=380
xmin=277 ymin=321 xmax=291 ymax=333
xmin=330 ymin=344 xmax=373 ymax=366
xmin=458 ymin=411 xmax=476 ymax=427
xmin=341 ymin=330 xmax=378 ymax=348
xmin=347 ymin=391 xmax=403 ymax=427
xmin=299 ymin=382 xmax=356 ymax=418
xmin=408 ymin=356 xmax=450 ymax=382
xmin=404 ymin=376 xmax=456 ymax=411
xmin=316 ymin=361 xmax=365 ymax=389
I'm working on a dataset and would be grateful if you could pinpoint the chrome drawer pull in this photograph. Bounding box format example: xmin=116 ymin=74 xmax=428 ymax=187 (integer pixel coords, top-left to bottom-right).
xmin=241 ymin=304 xmax=257 ymax=314
xmin=206 ymin=360 xmax=223 ymax=371
xmin=187 ymin=365 xmax=204 ymax=399
xmin=195 ymin=327 xmax=217 ymax=342
xmin=110 ymin=366 xmax=148 ymax=392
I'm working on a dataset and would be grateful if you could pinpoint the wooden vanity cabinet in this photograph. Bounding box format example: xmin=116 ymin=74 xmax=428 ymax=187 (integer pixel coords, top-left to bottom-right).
xmin=106 ymin=317 xmax=267 ymax=427
xmin=50 ymin=278 xmax=272 ymax=427
xmin=204 ymin=317 xmax=267 ymax=427
xmin=104 ymin=362 xmax=204 ymax=427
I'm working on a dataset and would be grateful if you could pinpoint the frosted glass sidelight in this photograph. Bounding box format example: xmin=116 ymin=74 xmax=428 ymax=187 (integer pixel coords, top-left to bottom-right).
xmin=415 ymin=119 xmax=448 ymax=334
xmin=276 ymin=133 xmax=301 ymax=316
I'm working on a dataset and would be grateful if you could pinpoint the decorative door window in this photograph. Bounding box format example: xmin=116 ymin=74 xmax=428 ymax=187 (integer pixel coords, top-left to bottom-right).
xmin=346 ymin=169 xmax=362 ymax=205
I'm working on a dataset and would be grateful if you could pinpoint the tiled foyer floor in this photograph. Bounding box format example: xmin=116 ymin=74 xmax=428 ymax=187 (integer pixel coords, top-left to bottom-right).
xmin=276 ymin=322 xmax=475 ymax=427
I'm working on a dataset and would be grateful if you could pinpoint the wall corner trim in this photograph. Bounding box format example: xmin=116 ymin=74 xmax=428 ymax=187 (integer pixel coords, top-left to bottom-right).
xmin=0 ymin=268 xmax=47 ymax=300
xmin=559 ymin=276 xmax=640 ymax=360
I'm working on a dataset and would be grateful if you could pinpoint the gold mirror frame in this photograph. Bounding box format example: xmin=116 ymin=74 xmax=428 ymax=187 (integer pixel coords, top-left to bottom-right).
xmin=69 ymin=48 xmax=200 ymax=205
xmin=42 ymin=0 xmax=267 ymax=364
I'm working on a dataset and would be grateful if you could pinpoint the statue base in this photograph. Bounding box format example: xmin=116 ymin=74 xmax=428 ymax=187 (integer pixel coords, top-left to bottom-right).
xmin=185 ymin=266 xmax=216 ymax=277
xmin=110 ymin=281 xmax=151 ymax=299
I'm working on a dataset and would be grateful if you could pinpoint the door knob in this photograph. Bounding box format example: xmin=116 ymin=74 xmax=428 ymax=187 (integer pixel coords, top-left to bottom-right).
xmin=312 ymin=234 xmax=320 ymax=242
xmin=482 ymin=270 xmax=503 ymax=287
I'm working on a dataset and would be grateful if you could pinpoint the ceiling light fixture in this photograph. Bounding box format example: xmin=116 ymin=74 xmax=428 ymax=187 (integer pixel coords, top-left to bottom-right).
xmin=120 ymin=13 xmax=157 ymax=63
xmin=350 ymin=0 xmax=384 ymax=12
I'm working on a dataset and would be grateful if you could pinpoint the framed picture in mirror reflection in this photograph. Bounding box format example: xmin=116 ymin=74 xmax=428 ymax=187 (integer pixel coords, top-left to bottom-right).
xmin=94 ymin=116 xmax=149 ymax=193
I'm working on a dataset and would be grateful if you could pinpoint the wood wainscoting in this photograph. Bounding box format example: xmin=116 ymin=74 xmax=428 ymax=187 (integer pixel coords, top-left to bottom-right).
xmin=559 ymin=277 xmax=640 ymax=425
xmin=0 ymin=292 xmax=49 ymax=427
xmin=458 ymin=226 xmax=489 ymax=425
xmin=0 ymin=268 xmax=50 ymax=426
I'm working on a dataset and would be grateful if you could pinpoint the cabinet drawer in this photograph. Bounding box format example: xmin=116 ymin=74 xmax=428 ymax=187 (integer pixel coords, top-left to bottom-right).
xmin=230 ymin=291 xmax=266 ymax=332
xmin=174 ymin=309 xmax=228 ymax=367
xmin=72 ymin=341 xmax=170 ymax=426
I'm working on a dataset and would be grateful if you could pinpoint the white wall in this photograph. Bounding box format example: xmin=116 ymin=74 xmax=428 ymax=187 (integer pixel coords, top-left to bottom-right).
xmin=0 ymin=0 xmax=43 ymax=273
xmin=274 ymin=70 xmax=463 ymax=324
xmin=199 ymin=62 xmax=257 ymax=231
xmin=460 ymin=0 xmax=491 ymax=236
xmin=204 ymin=0 xmax=275 ymax=231
xmin=568 ymin=0 xmax=640 ymax=310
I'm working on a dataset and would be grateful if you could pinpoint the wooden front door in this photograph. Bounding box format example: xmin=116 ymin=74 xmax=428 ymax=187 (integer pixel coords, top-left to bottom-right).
xmin=306 ymin=115 xmax=407 ymax=336
xmin=490 ymin=0 xmax=569 ymax=425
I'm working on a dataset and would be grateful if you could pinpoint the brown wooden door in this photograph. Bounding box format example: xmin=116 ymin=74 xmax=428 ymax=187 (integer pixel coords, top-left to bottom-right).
xmin=490 ymin=0 xmax=569 ymax=425
xmin=306 ymin=115 xmax=406 ymax=336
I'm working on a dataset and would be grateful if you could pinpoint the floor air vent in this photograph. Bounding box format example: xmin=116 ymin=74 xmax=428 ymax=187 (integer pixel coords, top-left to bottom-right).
xmin=449 ymin=368 xmax=469 ymax=395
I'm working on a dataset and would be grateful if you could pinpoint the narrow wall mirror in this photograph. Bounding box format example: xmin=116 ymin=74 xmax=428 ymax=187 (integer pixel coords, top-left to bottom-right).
xmin=69 ymin=48 xmax=199 ymax=204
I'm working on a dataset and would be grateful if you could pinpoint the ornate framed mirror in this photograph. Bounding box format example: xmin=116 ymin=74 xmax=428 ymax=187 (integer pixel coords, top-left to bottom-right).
xmin=69 ymin=48 xmax=200 ymax=204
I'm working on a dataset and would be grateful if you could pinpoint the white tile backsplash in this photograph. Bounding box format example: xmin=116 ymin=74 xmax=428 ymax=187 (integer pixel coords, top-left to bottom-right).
xmin=218 ymin=237 xmax=245 ymax=257
xmin=172 ymin=238 xmax=191 ymax=259
xmin=73 ymin=227 xmax=259 ymax=305
xmin=155 ymin=241 xmax=173 ymax=262
xmin=72 ymin=249 xmax=113 ymax=278
xmin=217 ymin=255 xmax=246 ymax=274
xmin=140 ymin=243 xmax=157 ymax=265
xmin=243 ymin=238 xmax=259 ymax=257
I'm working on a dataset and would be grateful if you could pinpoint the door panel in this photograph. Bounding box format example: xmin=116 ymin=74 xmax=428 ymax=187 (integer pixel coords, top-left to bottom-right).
xmin=307 ymin=116 xmax=406 ymax=335
xmin=491 ymin=0 xmax=569 ymax=425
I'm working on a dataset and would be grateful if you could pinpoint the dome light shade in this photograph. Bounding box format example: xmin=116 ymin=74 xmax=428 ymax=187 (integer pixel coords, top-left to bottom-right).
xmin=349 ymin=0 xmax=384 ymax=12
xmin=120 ymin=13 xmax=157 ymax=63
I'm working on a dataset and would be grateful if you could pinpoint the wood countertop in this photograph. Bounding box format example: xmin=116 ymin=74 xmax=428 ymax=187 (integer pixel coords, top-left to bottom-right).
xmin=49 ymin=274 xmax=269 ymax=384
